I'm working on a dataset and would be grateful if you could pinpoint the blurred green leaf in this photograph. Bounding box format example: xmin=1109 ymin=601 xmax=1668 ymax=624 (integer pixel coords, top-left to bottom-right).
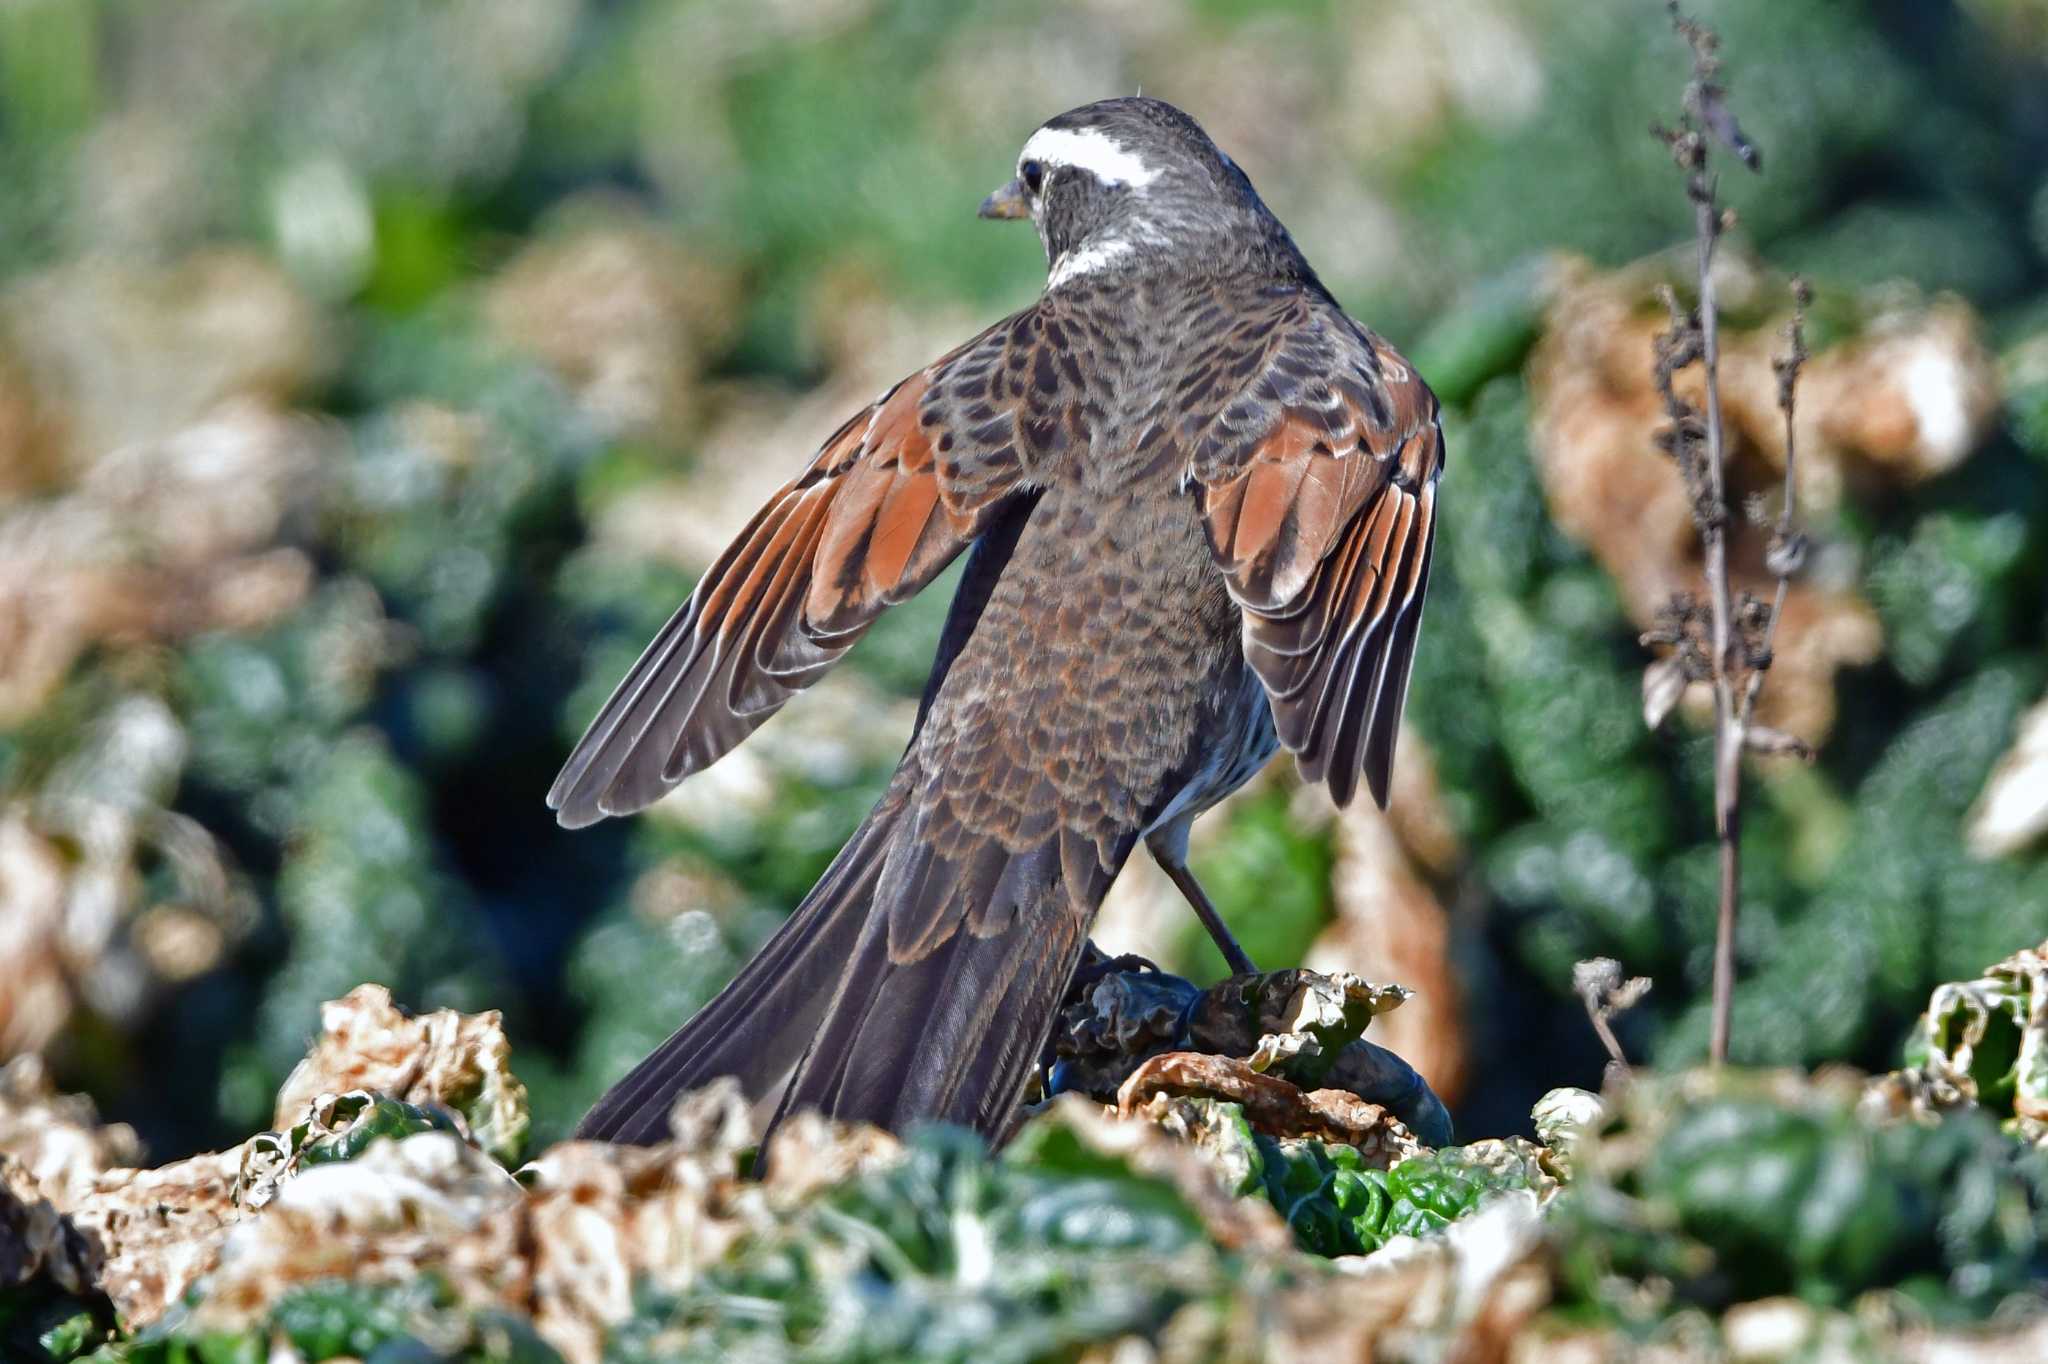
xmin=1182 ymin=785 xmax=1333 ymax=981
xmin=1551 ymin=1072 xmax=2048 ymax=1324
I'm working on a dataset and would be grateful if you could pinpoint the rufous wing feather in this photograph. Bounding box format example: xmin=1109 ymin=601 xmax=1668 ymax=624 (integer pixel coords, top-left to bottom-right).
xmin=548 ymin=333 xmax=1031 ymax=829
xmin=1197 ymin=305 xmax=1444 ymax=810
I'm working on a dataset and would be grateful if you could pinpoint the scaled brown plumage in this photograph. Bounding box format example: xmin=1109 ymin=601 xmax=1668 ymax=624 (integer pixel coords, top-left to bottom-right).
xmin=551 ymin=96 xmax=1444 ymax=1149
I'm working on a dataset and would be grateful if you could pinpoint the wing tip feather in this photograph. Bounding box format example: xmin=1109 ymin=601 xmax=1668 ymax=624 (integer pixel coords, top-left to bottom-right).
xmin=548 ymin=327 xmax=1030 ymax=835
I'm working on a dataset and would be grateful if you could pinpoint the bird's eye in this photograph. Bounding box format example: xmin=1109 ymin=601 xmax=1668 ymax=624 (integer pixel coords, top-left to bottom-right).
xmin=1021 ymin=160 xmax=1045 ymax=194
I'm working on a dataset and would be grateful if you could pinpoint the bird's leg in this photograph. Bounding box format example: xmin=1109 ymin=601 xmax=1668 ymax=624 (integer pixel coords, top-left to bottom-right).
xmin=1161 ymin=860 xmax=1259 ymax=976
xmin=1146 ymin=830 xmax=1258 ymax=977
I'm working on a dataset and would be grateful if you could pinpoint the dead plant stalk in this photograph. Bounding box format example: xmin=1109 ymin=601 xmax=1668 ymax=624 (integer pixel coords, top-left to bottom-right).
xmin=1647 ymin=2 xmax=1810 ymax=1066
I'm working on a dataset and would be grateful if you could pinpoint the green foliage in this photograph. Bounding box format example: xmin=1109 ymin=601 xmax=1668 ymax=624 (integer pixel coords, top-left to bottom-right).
xmin=0 ymin=1282 xmax=116 ymax=1364
xmin=1550 ymin=1074 xmax=2048 ymax=1325
xmin=1669 ymin=660 xmax=2048 ymax=1068
xmin=615 ymin=1126 xmax=1238 ymax=1363
xmin=250 ymin=734 xmax=510 ymax=1085
xmin=268 ymin=1280 xmax=453 ymax=1360
xmin=546 ymin=894 xmax=772 ymax=1140
xmin=1256 ymin=1137 xmax=1537 ymax=1257
xmin=1869 ymin=510 xmax=2033 ymax=688
xmin=1103 ymin=1091 xmax=1533 ymax=1259
xmin=332 ymin=313 xmax=596 ymax=654
xmin=1181 ymin=784 xmax=1334 ymax=981
xmin=1402 ymin=346 xmax=2048 ymax=1080
xmin=1 ymin=0 xmax=2045 ymax=1269
xmin=114 ymin=1280 xmax=565 ymax=1364
xmin=1408 ymin=259 xmax=1548 ymax=407
xmin=2011 ymin=372 xmax=2048 ymax=465
xmin=1905 ymin=941 xmax=2048 ymax=1127
xmin=294 ymin=1095 xmax=463 ymax=1169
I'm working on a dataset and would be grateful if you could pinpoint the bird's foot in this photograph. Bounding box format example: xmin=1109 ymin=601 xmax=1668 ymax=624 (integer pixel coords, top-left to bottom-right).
xmin=1069 ymin=945 xmax=1163 ymax=993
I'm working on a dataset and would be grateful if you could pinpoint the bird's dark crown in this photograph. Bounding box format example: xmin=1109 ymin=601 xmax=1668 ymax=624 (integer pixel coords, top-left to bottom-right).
xmin=1002 ymin=96 xmax=1307 ymax=290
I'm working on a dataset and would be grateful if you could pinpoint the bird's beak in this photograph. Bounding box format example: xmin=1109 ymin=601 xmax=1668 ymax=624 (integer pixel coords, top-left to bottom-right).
xmin=978 ymin=179 xmax=1030 ymax=221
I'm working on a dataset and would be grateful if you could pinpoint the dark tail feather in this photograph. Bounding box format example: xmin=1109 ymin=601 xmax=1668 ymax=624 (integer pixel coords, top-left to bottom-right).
xmin=769 ymin=835 xmax=1096 ymax=1144
xmin=573 ymin=802 xmax=899 ymax=1145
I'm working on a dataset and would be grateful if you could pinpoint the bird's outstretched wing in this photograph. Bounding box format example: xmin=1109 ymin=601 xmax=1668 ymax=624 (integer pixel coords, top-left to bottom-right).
xmin=1183 ymin=286 xmax=1444 ymax=809
xmin=550 ymin=306 xmax=1077 ymax=828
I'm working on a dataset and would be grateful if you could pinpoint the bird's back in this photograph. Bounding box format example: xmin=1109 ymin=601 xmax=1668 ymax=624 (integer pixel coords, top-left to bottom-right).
xmin=902 ymin=268 xmax=1297 ymax=886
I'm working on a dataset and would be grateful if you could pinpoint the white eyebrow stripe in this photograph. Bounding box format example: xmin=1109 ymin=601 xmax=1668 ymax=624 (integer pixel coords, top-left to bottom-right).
xmin=1020 ymin=126 xmax=1160 ymax=188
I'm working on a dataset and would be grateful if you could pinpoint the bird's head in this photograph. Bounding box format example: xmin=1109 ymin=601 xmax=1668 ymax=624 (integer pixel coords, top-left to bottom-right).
xmin=979 ymin=96 xmax=1295 ymax=289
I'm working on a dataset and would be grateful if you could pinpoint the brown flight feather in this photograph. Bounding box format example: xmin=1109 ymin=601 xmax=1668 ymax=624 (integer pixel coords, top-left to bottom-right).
xmin=547 ymin=333 xmax=1030 ymax=829
xmin=1195 ymin=315 xmax=1444 ymax=810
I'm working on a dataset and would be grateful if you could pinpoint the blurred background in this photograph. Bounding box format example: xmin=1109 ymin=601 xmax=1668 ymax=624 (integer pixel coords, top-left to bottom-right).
xmin=1 ymin=0 xmax=2045 ymax=1161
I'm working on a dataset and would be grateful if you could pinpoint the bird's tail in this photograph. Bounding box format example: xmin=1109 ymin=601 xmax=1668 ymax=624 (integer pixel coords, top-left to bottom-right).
xmin=574 ymin=790 xmax=1103 ymax=1147
xmin=572 ymin=801 xmax=898 ymax=1145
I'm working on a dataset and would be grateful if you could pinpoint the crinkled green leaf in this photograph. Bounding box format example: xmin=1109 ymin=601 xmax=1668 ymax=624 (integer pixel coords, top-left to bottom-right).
xmin=630 ymin=1125 xmax=1234 ymax=1363
xmin=296 ymin=1095 xmax=462 ymax=1168
xmin=1551 ymin=1071 xmax=2048 ymax=1325
xmin=1254 ymin=1136 xmax=1538 ymax=1257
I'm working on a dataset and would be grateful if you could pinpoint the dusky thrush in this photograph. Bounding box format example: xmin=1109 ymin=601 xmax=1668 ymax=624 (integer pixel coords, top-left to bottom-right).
xmin=551 ymin=96 xmax=1444 ymax=1147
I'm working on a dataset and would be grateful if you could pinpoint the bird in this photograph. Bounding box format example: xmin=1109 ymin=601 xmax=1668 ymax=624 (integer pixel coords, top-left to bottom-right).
xmin=550 ymin=96 xmax=1444 ymax=1148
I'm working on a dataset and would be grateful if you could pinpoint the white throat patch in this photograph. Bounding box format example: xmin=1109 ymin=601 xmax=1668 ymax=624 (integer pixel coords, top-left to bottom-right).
xmin=1019 ymin=126 xmax=1161 ymax=189
xmin=1047 ymin=238 xmax=1134 ymax=288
